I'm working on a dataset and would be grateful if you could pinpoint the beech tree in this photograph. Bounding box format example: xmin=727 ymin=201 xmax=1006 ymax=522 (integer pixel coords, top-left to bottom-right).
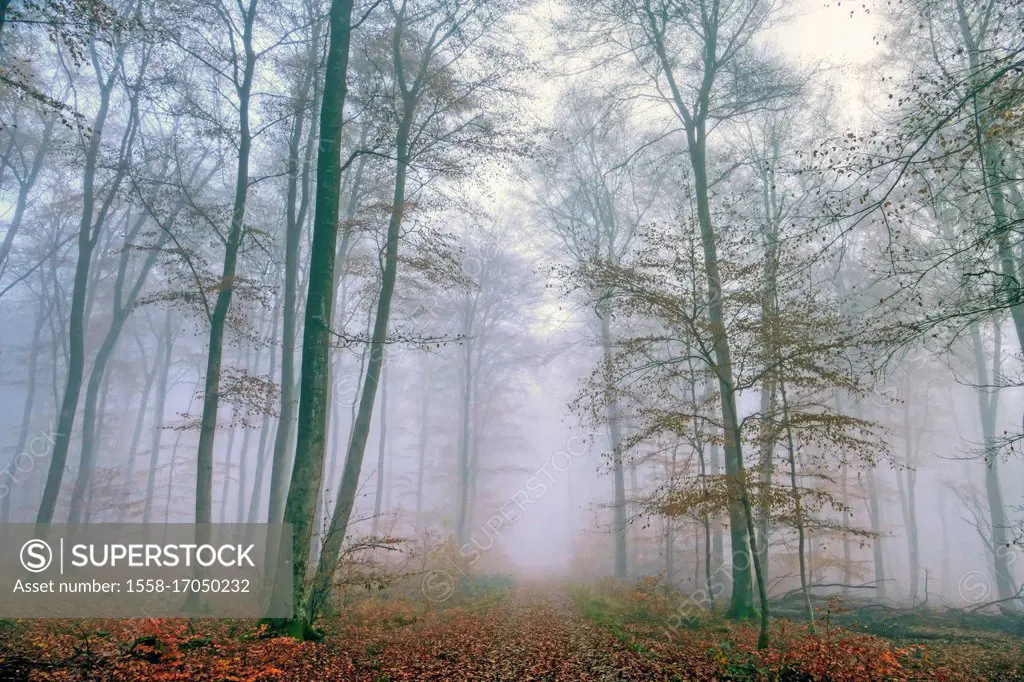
xmin=533 ymin=89 xmax=664 ymax=578
xmin=36 ymin=1 xmax=146 ymax=524
xmin=275 ymin=0 xmax=355 ymax=639
xmin=297 ymin=0 xmax=522 ymax=630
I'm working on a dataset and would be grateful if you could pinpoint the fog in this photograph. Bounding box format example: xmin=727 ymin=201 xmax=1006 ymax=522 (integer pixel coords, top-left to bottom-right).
xmin=1 ymin=0 xmax=1023 ymax=646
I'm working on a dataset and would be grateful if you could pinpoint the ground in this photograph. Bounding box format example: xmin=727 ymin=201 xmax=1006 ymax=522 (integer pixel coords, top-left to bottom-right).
xmin=1 ymin=580 xmax=1023 ymax=680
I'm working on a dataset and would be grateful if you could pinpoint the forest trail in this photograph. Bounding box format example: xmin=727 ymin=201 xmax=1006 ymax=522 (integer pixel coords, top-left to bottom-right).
xmin=0 ymin=582 xmax=691 ymax=681
xmin=334 ymin=582 xmax=671 ymax=681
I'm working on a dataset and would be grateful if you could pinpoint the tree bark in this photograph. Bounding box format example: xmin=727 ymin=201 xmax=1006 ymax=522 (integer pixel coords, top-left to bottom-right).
xmin=119 ymin=325 xmax=161 ymax=521
xmin=970 ymin=320 xmax=1018 ymax=611
xmin=143 ymin=310 xmax=174 ymax=524
xmin=247 ymin=288 xmax=282 ymax=524
xmin=275 ymin=0 xmax=355 ymax=640
xmin=779 ymin=378 xmax=813 ymax=627
xmin=2 ymin=295 xmax=49 ymax=522
xmin=599 ymin=313 xmax=628 ymax=579
xmin=267 ymin=19 xmax=320 ymax=525
xmin=370 ymin=358 xmax=389 ymax=538
xmin=415 ymin=355 xmax=431 ymax=521
xmin=457 ymin=298 xmax=476 ymax=547
xmin=193 ymin=0 xmax=258 ymax=544
xmin=307 ymin=112 xmax=412 ymax=626
xmin=68 ymin=206 xmax=166 ymax=523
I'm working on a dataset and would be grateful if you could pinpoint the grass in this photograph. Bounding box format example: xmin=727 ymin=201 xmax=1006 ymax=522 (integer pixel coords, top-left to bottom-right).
xmin=569 ymin=579 xmax=1024 ymax=680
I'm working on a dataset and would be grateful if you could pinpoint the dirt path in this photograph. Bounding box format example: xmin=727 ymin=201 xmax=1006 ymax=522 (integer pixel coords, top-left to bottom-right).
xmin=339 ymin=583 xmax=669 ymax=681
xmin=477 ymin=584 xmax=658 ymax=680
xmin=1 ymin=584 xmax=692 ymax=681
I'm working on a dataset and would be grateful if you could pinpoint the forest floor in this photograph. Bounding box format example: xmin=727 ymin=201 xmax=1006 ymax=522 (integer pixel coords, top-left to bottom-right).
xmin=1 ymin=579 xmax=1023 ymax=680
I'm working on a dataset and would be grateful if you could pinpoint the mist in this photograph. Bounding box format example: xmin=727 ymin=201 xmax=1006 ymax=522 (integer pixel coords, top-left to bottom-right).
xmin=1 ymin=0 xmax=1023 ymax=678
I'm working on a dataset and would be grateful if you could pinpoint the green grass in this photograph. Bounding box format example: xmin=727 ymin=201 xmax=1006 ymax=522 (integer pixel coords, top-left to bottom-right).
xmin=571 ymin=587 xmax=651 ymax=655
xmin=453 ymin=573 xmax=515 ymax=611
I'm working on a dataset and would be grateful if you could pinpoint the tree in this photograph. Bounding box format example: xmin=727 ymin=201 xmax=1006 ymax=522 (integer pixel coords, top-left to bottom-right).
xmin=299 ymin=0 xmax=522 ymax=631
xmin=36 ymin=3 xmax=145 ymax=524
xmin=565 ymin=0 xmax=806 ymax=641
xmin=275 ymin=0 xmax=356 ymax=640
xmin=533 ymin=88 xmax=663 ymax=578
xmin=266 ymin=0 xmax=323 ymax=527
xmin=175 ymin=0 xmax=262 ymax=538
xmin=67 ymin=133 xmax=216 ymax=522
xmin=968 ymin=318 xmax=1019 ymax=611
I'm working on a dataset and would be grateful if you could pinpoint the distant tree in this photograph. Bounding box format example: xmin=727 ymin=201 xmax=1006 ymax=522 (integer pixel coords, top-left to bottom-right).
xmin=532 ymin=88 xmax=662 ymax=579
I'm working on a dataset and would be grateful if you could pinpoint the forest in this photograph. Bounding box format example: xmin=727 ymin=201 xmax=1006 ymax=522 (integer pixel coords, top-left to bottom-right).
xmin=1 ymin=0 xmax=1024 ymax=679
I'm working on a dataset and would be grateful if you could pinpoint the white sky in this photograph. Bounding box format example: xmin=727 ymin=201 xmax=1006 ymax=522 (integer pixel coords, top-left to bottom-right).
xmin=771 ymin=0 xmax=880 ymax=68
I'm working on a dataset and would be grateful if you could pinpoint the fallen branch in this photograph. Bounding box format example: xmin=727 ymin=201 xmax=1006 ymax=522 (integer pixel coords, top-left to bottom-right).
xmin=967 ymin=587 xmax=1024 ymax=614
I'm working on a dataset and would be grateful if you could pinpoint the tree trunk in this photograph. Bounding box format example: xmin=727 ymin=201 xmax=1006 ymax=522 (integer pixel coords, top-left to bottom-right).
xmin=275 ymin=0 xmax=355 ymax=640
xmin=709 ymin=440 xmax=724 ymax=574
xmin=599 ymin=314 xmax=628 ymax=579
xmin=756 ymin=381 xmax=776 ymax=587
xmin=457 ymin=303 xmax=475 ymax=547
xmin=37 ymin=38 xmax=134 ymax=526
xmin=954 ymin=0 xmax=1024 ymax=351
xmin=193 ymin=3 xmax=258 ymax=542
xmin=755 ymin=157 xmax=781 ymax=590
xmin=644 ymin=5 xmax=762 ymax=630
xmin=306 ymin=110 xmax=411 ymax=626
xmin=143 ymin=311 xmax=174 ymax=524
xmin=370 ymin=358 xmax=389 ymax=538
xmin=83 ymin=363 xmax=115 ymax=522
xmin=247 ymin=289 xmax=282 ymax=525
xmin=970 ymin=321 xmax=1018 ymax=611
xmin=119 ymin=327 xmax=161 ymax=521
xmin=68 ymin=208 xmax=165 ymax=523
xmin=866 ymin=465 xmax=888 ymax=600
xmin=218 ymin=419 xmax=239 ymax=523
xmin=907 ymin=463 xmax=919 ymax=603
xmin=837 ymin=392 xmax=852 ymax=593
xmin=939 ymin=488 xmax=951 ymax=599
xmin=690 ymin=134 xmax=757 ymax=621
xmin=267 ymin=22 xmax=320 ymax=525
xmin=2 ymin=296 xmax=48 ymax=522
xmin=415 ymin=356 xmax=431 ymax=522
xmin=779 ymin=378 xmax=813 ymax=627
xmin=896 ymin=395 xmax=921 ymax=604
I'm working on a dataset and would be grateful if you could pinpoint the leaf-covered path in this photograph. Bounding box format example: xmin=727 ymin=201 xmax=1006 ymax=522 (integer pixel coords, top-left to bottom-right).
xmin=0 ymin=583 xmax=702 ymax=681
xmin=353 ymin=583 xmax=670 ymax=681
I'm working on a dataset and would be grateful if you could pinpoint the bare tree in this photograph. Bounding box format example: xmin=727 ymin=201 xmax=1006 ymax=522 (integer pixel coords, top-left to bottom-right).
xmin=37 ymin=3 xmax=145 ymax=524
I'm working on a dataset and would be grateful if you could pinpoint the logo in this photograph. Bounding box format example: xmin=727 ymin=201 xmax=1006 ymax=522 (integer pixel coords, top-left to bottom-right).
xmin=20 ymin=539 xmax=52 ymax=573
xmin=421 ymin=569 xmax=455 ymax=603
xmin=957 ymin=570 xmax=991 ymax=604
